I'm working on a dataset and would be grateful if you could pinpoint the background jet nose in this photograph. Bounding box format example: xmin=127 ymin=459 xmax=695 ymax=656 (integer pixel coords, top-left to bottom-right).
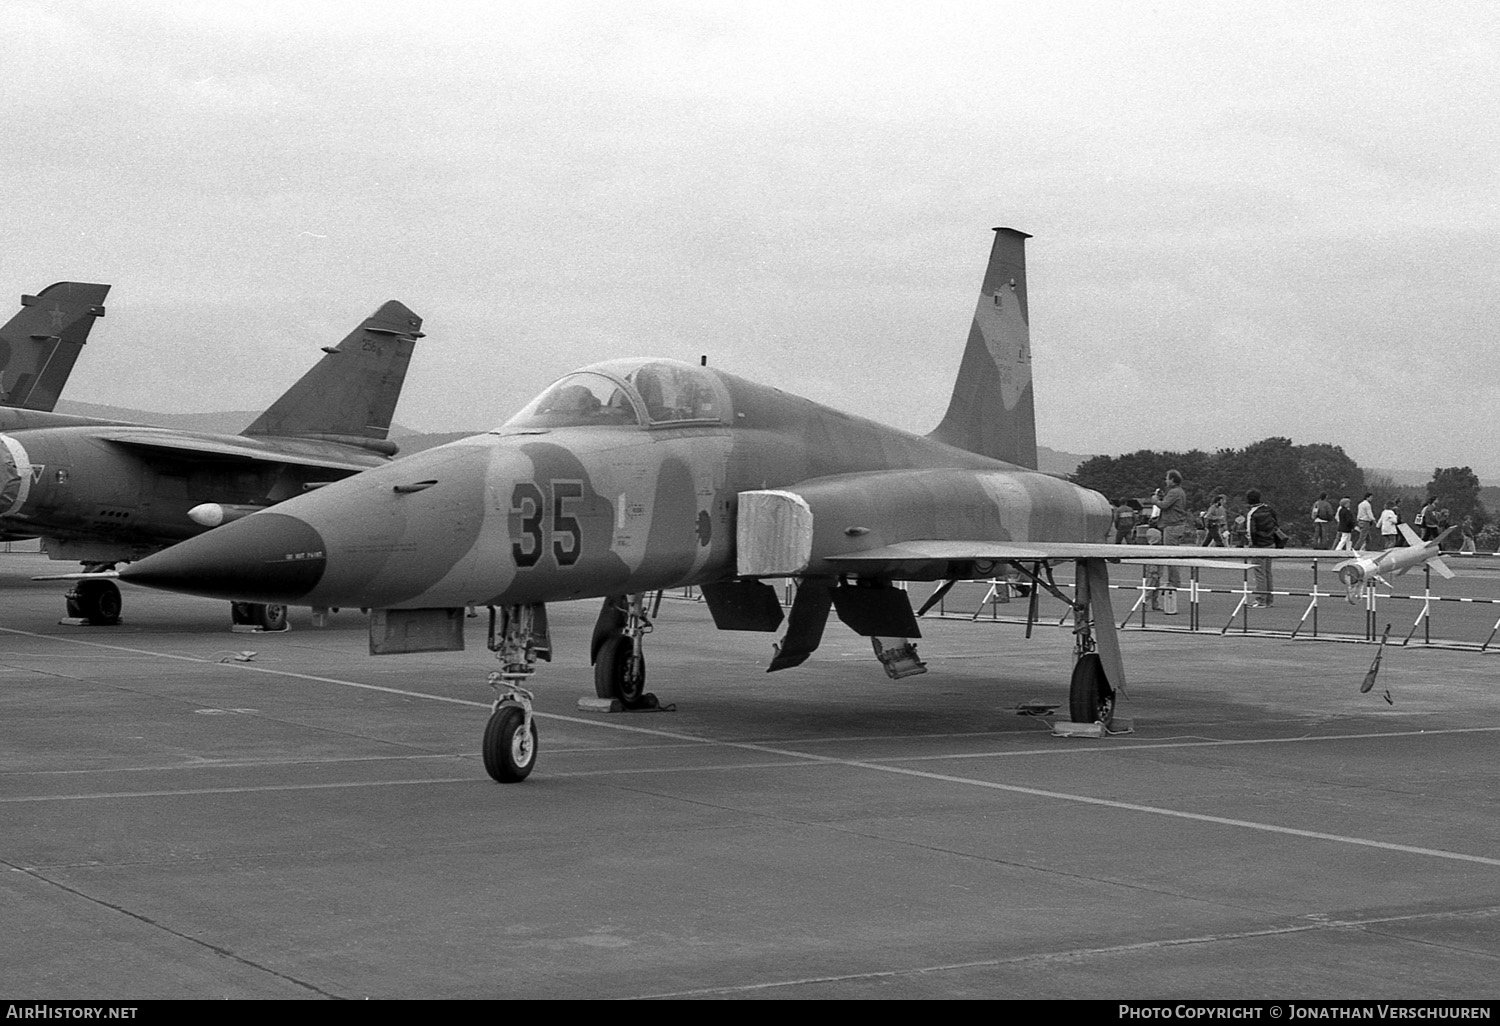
xmin=0 ymin=434 xmax=31 ymax=515
xmin=120 ymin=512 xmax=328 ymax=603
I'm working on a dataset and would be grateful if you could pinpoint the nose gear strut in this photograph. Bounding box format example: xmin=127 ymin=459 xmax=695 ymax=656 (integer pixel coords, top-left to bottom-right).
xmin=480 ymin=603 xmax=549 ymax=782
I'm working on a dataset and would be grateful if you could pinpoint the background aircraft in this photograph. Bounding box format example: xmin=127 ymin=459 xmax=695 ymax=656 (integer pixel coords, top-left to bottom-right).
xmin=0 ymin=282 xmax=110 ymax=414
xmin=119 ymin=228 xmax=1329 ymax=782
xmin=6 ymin=300 xmax=425 ymax=628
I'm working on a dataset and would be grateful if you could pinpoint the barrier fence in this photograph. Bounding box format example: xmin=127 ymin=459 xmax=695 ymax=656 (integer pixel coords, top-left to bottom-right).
xmin=943 ymin=555 xmax=1500 ymax=653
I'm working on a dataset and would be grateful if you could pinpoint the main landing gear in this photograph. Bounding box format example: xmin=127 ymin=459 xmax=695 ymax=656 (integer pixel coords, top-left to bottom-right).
xmin=1001 ymin=559 xmax=1120 ymax=731
xmin=590 ymin=592 xmax=661 ymax=710
xmin=1068 ymin=649 xmax=1114 ymax=726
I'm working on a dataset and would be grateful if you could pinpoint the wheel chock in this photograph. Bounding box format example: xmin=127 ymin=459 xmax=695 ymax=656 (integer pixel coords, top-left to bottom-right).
xmin=576 ymin=694 xmax=670 ymax=713
xmin=1051 ymin=720 xmax=1105 ymax=738
xmin=577 ymin=697 xmax=626 ymax=713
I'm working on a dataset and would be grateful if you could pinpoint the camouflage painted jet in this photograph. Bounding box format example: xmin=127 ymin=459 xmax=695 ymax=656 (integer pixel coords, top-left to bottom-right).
xmin=118 ymin=228 xmax=1326 ymax=783
xmin=0 ymin=282 xmax=110 ymax=414
xmin=5 ymin=301 xmax=425 ymax=628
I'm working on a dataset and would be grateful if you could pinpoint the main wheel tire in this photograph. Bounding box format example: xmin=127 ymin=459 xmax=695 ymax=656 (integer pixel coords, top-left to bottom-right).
xmin=1068 ymin=652 xmax=1115 ymax=726
xmin=482 ymin=705 xmax=538 ymax=783
xmin=72 ymin=580 xmax=122 ymax=626
xmin=593 ymin=633 xmax=647 ymax=706
xmin=253 ymin=604 xmax=288 ymax=631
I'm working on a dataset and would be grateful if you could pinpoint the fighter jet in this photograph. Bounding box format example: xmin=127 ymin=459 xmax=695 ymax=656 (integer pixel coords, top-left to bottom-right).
xmin=1334 ymin=525 xmax=1457 ymax=604
xmin=0 ymin=282 xmax=110 ymax=414
xmin=5 ymin=300 xmax=425 ymax=628
xmin=118 ymin=228 xmax=1328 ymax=783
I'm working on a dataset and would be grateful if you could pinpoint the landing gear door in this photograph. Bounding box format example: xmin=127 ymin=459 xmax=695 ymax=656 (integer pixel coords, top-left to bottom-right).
xmin=369 ymin=608 xmax=466 ymax=654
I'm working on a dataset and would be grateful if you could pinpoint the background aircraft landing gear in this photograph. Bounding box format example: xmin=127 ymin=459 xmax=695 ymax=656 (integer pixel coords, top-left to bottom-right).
xmin=591 ymin=592 xmax=660 ymax=710
xmin=65 ymin=579 xmax=121 ymax=626
xmin=230 ymin=602 xmax=289 ymax=632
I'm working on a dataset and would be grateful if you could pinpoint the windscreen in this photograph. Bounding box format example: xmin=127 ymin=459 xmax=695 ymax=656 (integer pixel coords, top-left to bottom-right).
xmin=502 ymin=372 xmax=642 ymax=428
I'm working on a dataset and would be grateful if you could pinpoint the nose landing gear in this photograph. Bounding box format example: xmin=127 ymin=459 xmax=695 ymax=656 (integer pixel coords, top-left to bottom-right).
xmin=483 ymin=678 xmax=537 ymax=783
xmin=482 ymin=603 xmax=549 ymax=783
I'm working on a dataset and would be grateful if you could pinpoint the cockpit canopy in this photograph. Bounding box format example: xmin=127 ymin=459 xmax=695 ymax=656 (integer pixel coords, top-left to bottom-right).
xmin=501 ymin=359 xmax=730 ymax=429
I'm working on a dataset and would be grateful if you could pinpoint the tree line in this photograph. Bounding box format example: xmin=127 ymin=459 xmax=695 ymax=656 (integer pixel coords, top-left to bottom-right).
xmin=1070 ymin=437 xmax=1491 ymax=547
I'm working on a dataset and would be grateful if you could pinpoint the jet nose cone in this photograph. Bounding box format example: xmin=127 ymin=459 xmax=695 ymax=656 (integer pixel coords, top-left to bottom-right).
xmin=120 ymin=512 xmax=327 ymax=604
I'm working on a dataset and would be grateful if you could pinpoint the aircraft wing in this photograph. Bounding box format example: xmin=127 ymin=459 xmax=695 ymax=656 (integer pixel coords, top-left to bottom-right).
xmin=97 ymin=430 xmax=384 ymax=472
xmin=825 ymin=539 xmax=1331 ymax=573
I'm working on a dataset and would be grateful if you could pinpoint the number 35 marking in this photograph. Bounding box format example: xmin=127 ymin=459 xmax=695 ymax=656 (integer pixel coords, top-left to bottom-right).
xmin=511 ymin=480 xmax=584 ymax=569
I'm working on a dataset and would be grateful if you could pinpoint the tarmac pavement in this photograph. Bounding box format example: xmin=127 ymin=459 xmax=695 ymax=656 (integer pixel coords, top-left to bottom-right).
xmin=2 ymin=551 xmax=1499 ymax=999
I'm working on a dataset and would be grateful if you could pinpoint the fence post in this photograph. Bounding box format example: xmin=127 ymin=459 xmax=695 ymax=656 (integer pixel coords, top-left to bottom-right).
xmin=1424 ymin=564 xmax=1432 ymax=646
xmin=1189 ymin=566 xmax=1200 ymax=631
xmin=1311 ymin=560 xmax=1319 ymax=637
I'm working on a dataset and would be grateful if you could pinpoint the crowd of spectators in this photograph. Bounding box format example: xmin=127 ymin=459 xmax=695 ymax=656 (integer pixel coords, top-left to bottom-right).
xmin=1108 ymin=483 xmax=1466 ymax=553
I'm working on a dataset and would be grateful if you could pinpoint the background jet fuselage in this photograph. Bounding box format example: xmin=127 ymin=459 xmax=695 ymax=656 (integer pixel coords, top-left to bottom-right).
xmin=122 ymin=358 xmax=1112 ymax=609
xmin=0 ymin=426 xmax=381 ymax=563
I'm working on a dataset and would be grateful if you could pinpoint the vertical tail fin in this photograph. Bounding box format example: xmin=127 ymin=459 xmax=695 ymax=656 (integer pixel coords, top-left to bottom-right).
xmin=242 ymin=300 xmax=424 ymax=444
xmin=927 ymin=227 xmax=1037 ymax=469
xmin=0 ymin=282 xmax=110 ymax=411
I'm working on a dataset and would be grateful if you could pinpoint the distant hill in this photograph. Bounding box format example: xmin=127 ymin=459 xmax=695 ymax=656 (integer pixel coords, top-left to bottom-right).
xmin=1365 ymin=467 xmax=1437 ymax=488
xmin=55 ymin=400 xmax=264 ymax=434
xmin=1037 ymin=445 xmax=1093 ymax=477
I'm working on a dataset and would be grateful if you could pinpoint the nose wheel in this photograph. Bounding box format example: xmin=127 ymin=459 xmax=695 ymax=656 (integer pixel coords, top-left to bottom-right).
xmin=483 ymin=692 xmax=538 ymax=783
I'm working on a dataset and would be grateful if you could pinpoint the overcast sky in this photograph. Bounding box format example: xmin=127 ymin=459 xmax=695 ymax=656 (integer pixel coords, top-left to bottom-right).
xmin=6 ymin=1 xmax=1498 ymax=478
